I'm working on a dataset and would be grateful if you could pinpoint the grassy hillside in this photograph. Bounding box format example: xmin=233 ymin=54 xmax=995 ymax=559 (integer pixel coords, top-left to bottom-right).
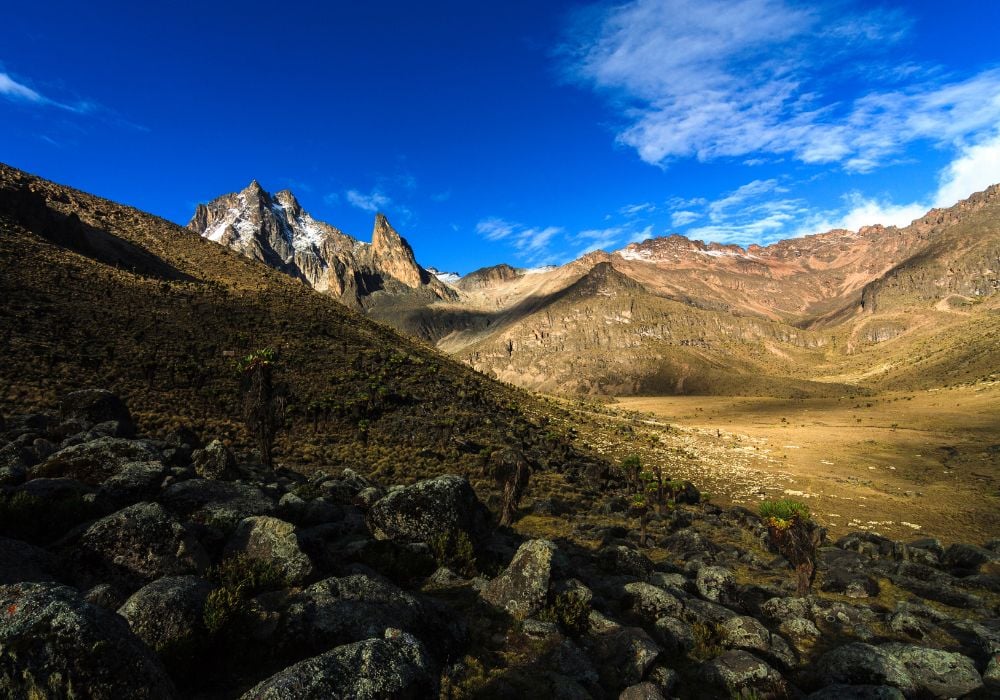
xmin=0 ymin=164 xmax=591 ymax=481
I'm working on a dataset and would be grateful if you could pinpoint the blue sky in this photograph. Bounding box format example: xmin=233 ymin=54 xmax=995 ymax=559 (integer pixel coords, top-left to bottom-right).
xmin=3 ymin=1 xmax=999 ymax=274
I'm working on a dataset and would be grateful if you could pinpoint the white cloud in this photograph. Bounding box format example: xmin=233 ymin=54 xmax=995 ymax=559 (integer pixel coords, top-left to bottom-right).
xmin=565 ymin=0 xmax=1000 ymax=172
xmin=0 ymin=71 xmax=94 ymax=114
xmin=346 ymin=189 xmax=391 ymax=213
xmin=619 ymin=202 xmax=655 ymax=216
xmin=670 ymin=210 xmax=700 ymax=227
xmin=475 ymin=217 xmax=564 ymax=264
xmin=933 ymin=129 xmax=1000 ymax=208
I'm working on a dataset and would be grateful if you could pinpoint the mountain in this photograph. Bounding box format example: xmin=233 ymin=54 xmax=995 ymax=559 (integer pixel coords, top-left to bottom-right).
xmin=188 ymin=181 xmax=455 ymax=309
xmin=0 ymin=163 xmax=589 ymax=475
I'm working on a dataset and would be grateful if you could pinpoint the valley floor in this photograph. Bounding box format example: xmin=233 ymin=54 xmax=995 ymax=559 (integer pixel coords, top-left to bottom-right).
xmin=555 ymin=383 xmax=1000 ymax=544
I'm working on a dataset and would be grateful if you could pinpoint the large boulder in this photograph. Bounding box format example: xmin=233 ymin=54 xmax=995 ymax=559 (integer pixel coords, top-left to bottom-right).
xmin=365 ymin=475 xmax=489 ymax=544
xmin=226 ymin=516 xmax=313 ymax=585
xmin=695 ymin=565 xmax=736 ymax=604
xmin=117 ymin=576 xmax=214 ymax=667
xmin=98 ymin=460 xmax=168 ymax=508
xmin=879 ymin=643 xmax=983 ymax=698
xmin=480 ymin=539 xmax=556 ymax=620
xmin=191 ymin=439 xmax=238 ymax=481
xmin=240 ymin=629 xmax=435 ymax=699
xmin=276 ymin=574 xmax=462 ymax=660
xmin=0 ymin=581 xmax=176 ymax=698
xmin=70 ymin=502 xmax=209 ymax=592
xmin=942 ymin=543 xmax=999 ymax=576
xmin=160 ymin=479 xmax=275 ymax=530
xmin=623 ymin=582 xmax=684 ymax=622
xmin=814 ymin=643 xmax=915 ymax=695
xmin=0 ymin=536 xmax=58 ymax=584
xmin=718 ymin=615 xmax=772 ymax=654
xmin=701 ymin=650 xmax=788 ymax=699
xmin=60 ymin=389 xmax=135 ymax=437
xmin=585 ymin=612 xmax=661 ymax=690
xmin=31 ymin=437 xmax=161 ymax=484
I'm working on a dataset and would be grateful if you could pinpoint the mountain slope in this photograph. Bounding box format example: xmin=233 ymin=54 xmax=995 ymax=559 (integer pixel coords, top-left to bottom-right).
xmin=188 ymin=181 xmax=455 ymax=309
xmin=0 ymin=163 xmax=590 ymax=477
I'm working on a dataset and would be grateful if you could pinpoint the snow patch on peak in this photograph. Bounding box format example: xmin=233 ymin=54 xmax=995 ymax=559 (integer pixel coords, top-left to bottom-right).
xmin=617 ymin=247 xmax=652 ymax=261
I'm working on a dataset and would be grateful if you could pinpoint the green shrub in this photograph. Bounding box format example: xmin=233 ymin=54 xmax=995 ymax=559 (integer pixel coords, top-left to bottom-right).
xmin=429 ymin=529 xmax=477 ymax=577
xmin=203 ymin=585 xmax=246 ymax=636
xmin=537 ymin=589 xmax=590 ymax=636
xmin=207 ymin=553 xmax=287 ymax=594
xmin=758 ymin=499 xmax=810 ymax=528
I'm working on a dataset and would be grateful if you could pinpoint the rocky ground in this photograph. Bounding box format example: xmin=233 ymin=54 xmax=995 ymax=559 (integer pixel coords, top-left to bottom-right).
xmin=1 ymin=390 xmax=998 ymax=698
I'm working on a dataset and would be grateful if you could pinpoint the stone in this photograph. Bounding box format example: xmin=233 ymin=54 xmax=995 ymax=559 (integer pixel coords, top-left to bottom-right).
xmin=71 ymin=501 xmax=209 ymax=592
xmin=98 ymin=460 xmax=168 ymax=508
xmin=599 ymin=545 xmax=655 ymax=578
xmin=695 ymin=565 xmax=736 ymax=603
xmin=365 ymin=475 xmax=489 ymax=544
xmin=880 ymin=643 xmax=983 ymax=698
xmin=814 ymin=643 xmax=915 ymax=695
xmin=31 ymin=437 xmax=161 ymax=484
xmin=653 ymin=616 xmax=696 ymax=657
xmin=778 ymin=617 xmax=821 ymax=653
xmin=942 ymin=542 xmax=999 ymax=575
xmin=619 ymin=681 xmax=666 ymax=699
xmin=718 ymin=615 xmax=772 ymax=654
xmin=481 ymin=539 xmax=556 ymax=620
xmin=276 ymin=574 xmax=462 ymax=660
xmin=623 ymin=582 xmax=684 ymax=622
xmin=191 ymin=439 xmax=238 ymax=481
xmin=160 ymin=479 xmax=276 ymax=530
xmin=60 ymin=389 xmax=135 ymax=437
xmin=227 ymin=515 xmax=313 ymax=585
xmin=821 ymin=567 xmax=880 ymax=598
xmin=585 ymin=616 xmax=661 ymax=690
xmin=805 ymin=685 xmax=905 ymax=700
xmin=0 ymin=536 xmax=58 ymax=584
xmin=700 ymin=649 xmax=787 ymax=699
xmin=118 ymin=575 xmax=214 ymax=664
xmin=0 ymin=582 xmax=176 ymax=698
xmin=240 ymin=629 xmax=435 ymax=699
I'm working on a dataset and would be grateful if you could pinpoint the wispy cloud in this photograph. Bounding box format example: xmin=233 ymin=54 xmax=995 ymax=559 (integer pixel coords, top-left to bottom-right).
xmin=671 ymin=210 xmax=700 ymax=227
xmin=475 ymin=217 xmax=564 ymax=264
xmin=1 ymin=71 xmax=94 ymax=114
xmin=346 ymin=189 xmax=392 ymax=213
xmin=619 ymin=202 xmax=655 ymax=216
xmin=564 ymin=0 xmax=1000 ymax=172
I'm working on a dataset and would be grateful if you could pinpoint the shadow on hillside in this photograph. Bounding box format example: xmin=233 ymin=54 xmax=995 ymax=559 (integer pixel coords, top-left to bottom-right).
xmin=0 ymin=184 xmax=195 ymax=282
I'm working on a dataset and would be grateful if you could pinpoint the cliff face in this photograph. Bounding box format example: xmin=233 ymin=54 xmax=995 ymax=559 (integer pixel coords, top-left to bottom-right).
xmin=188 ymin=182 xmax=452 ymax=307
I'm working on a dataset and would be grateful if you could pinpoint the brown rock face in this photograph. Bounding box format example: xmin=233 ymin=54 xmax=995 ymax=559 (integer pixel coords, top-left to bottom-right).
xmin=370 ymin=213 xmax=426 ymax=289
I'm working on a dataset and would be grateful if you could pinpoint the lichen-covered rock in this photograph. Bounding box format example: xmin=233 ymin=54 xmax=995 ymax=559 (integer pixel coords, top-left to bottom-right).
xmin=653 ymin=616 xmax=695 ymax=657
xmin=815 ymin=643 xmax=915 ymax=695
xmin=0 ymin=581 xmax=176 ymax=698
xmin=118 ymin=576 xmax=214 ymax=664
xmin=31 ymin=437 xmax=161 ymax=484
xmin=60 ymin=389 xmax=135 ymax=437
xmin=585 ymin=613 xmax=661 ymax=690
xmin=0 ymin=536 xmax=58 ymax=584
xmin=619 ymin=681 xmax=666 ymax=699
xmin=695 ymin=565 xmax=736 ymax=603
xmin=240 ymin=629 xmax=435 ymax=699
xmin=718 ymin=615 xmax=772 ymax=654
xmin=942 ymin=542 xmax=999 ymax=575
xmin=481 ymin=539 xmax=556 ymax=620
xmin=805 ymin=685 xmax=905 ymax=700
xmin=98 ymin=460 xmax=168 ymax=508
xmin=226 ymin=516 xmax=313 ymax=585
xmin=879 ymin=643 xmax=983 ymax=698
xmin=160 ymin=479 xmax=275 ymax=530
xmin=365 ymin=475 xmax=489 ymax=544
xmin=623 ymin=582 xmax=684 ymax=622
xmin=700 ymin=650 xmax=787 ymax=699
xmin=71 ymin=502 xmax=209 ymax=592
xmin=778 ymin=617 xmax=821 ymax=653
xmin=277 ymin=574 xmax=462 ymax=660
xmin=192 ymin=439 xmax=238 ymax=481
xmin=599 ymin=545 xmax=655 ymax=578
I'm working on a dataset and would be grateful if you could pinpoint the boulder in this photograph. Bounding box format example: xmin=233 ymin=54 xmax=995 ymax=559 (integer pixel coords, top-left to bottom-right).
xmin=814 ymin=643 xmax=914 ymax=695
xmin=0 ymin=581 xmax=176 ymax=698
xmin=821 ymin=566 xmax=880 ymax=598
xmin=585 ymin=613 xmax=661 ymax=690
xmin=942 ymin=542 xmax=999 ymax=576
xmin=191 ymin=439 xmax=238 ymax=481
xmin=0 ymin=536 xmax=58 ymax=584
xmin=31 ymin=437 xmax=161 ymax=484
xmin=240 ymin=629 xmax=435 ymax=699
xmin=653 ymin=616 xmax=695 ymax=657
xmin=60 ymin=389 xmax=135 ymax=437
xmin=118 ymin=575 xmax=214 ymax=664
xmin=480 ymin=539 xmax=556 ymax=620
xmin=276 ymin=574 xmax=461 ymax=660
xmin=718 ymin=615 xmax=772 ymax=654
xmin=623 ymin=582 xmax=684 ymax=622
xmin=365 ymin=475 xmax=489 ymax=544
xmin=806 ymin=686 xmax=905 ymax=700
xmin=160 ymin=479 xmax=275 ymax=530
xmin=619 ymin=681 xmax=665 ymax=699
xmin=880 ymin=643 xmax=983 ymax=698
xmin=97 ymin=460 xmax=168 ymax=508
xmin=695 ymin=565 xmax=736 ymax=604
xmin=700 ymin=649 xmax=787 ymax=699
xmin=226 ymin=516 xmax=313 ymax=585
xmin=599 ymin=545 xmax=655 ymax=578
xmin=71 ymin=501 xmax=209 ymax=592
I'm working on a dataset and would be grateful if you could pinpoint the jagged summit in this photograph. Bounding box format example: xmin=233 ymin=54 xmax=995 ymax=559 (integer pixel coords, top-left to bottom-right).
xmin=188 ymin=182 xmax=452 ymax=307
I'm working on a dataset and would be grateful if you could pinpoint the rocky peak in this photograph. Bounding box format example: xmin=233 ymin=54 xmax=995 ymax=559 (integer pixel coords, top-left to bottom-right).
xmin=568 ymin=261 xmax=644 ymax=297
xmin=456 ymin=263 xmax=522 ymax=291
xmin=370 ymin=214 xmax=426 ymax=289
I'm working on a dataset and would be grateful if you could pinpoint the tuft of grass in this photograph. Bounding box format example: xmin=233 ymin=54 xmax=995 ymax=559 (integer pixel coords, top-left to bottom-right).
xmin=758 ymin=498 xmax=810 ymax=527
xmin=429 ymin=529 xmax=478 ymax=578
xmin=206 ymin=553 xmax=288 ymax=594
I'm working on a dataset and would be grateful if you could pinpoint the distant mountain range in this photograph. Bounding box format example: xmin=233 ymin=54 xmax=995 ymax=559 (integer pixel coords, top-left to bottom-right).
xmin=186 ymin=180 xmax=999 ymax=396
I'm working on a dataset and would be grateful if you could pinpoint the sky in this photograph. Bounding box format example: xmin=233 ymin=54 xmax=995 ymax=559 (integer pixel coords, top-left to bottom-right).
xmin=2 ymin=1 xmax=1000 ymax=274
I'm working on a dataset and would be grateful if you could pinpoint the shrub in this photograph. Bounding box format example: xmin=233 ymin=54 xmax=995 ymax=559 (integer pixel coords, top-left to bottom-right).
xmin=207 ymin=553 xmax=287 ymax=593
xmin=429 ymin=529 xmax=477 ymax=577
xmin=759 ymin=499 xmax=823 ymax=595
xmin=537 ymin=589 xmax=590 ymax=636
